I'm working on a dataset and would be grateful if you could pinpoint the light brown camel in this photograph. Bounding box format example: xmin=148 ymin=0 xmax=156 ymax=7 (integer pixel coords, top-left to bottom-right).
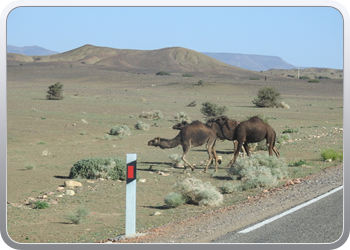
xmin=148 ymin=121 xmax=219 ymax=172
xmin=214 ymin=116 xmax=280 ymax=167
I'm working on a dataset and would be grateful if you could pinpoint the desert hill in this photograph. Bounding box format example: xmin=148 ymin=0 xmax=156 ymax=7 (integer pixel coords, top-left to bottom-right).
xmin=7 ymin=44 xmax=262 ymax=77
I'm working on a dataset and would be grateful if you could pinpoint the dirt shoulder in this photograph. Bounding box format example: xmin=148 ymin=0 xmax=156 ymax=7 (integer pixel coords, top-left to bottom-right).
xmin=102 ymin=164 xmax=343 ymax=243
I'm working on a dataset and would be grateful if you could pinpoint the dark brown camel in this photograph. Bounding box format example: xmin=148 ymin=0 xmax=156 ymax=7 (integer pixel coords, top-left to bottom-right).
xmin=206 ymin=116 xmax=246 ymax=158
xmin=214 ymin=116 xmax=280 ymax=166
xmin=148 ymin=121 xmax=219 ymax=172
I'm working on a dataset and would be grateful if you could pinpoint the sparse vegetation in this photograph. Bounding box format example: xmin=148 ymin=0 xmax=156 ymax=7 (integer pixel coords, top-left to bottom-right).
xmin=110 ymin=125 xmax=131 ymax=138
xmin=139 ymin=110 xmax=163 ymax=120
xmin=68 ymin=157 xmax=126 ymax=180
xmin=250 ymin=77 xmax=260 ymax=80
xmin=252 ymin=86 xmax=282 ymax=108
xmin=321 ymin=149 xmax=343 ymax=161
xmin=164 ymin=193 xmax=186 ymax=208
xmin=308 ymin=79 xmax=320 ymax=83
xmin=227 ymin=154 xmax=289 ymax=189
xmin=34 ymin=200 xmax=49 ymax=209
xmin=200 ymin=101 xmax=228 ymax=118
xmin=67 ymin=206 xmax=89 ymax=224
xmin=182 ymin=74 xmax=194 ymax=77
xmin=174 ymin=177 xmax=223 ymax=206
xmin=46 ymin=82 xmax=64 ymax=100
xmin=156 ymin=71 xmax=171 ymax=75
xmin=134 ymin=121 xmax=150 ymax=131
xmin=282 ymin=127 xmax=299 ymax=134
xmin=174 ymin=112 xmax=191 ymax=122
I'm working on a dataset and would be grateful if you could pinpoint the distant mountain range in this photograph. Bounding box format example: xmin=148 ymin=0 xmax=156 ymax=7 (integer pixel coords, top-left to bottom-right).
xmin=202 ymin=52 xmax=296 ymax=71
xmin=7 ymin=45 xmax=59 ymax=56
xmin=8 ymin=44 xmax=296 ymax=71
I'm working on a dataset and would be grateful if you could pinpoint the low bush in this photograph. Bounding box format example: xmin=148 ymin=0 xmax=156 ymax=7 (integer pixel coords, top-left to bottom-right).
xmin=219 ymin=182 xmax=242 ymax=194
xmin=46 ymin=82 xmax=64 ymax=100
xmin=134 ymin=121 xmax=150 ymax=131
xmin=321 ymin=149 xmax=343 ymax=161
xmin=164 ymin=192 xmax=186 ymax=208
xmin=169 ymin=154 xmax=184 ymax=168
xmin=34 ymin=200 xmax=49 ymax=209
xmin=174 ymin=177 xmax=223 ymax=206
xmin=156 ymin=71 xmax=170 ymax=75
xmin=182 ymin=74 xmax=194 ymax=77
xmin=67 ymin=206 xmax=89 ymax=224
xmin=69 ymin=157 xmax=126 ymax=180
xmin=227 ymin=154 xmax=288 ymax=189
xmin=200 ymin=102 xmax=228 ymax=118
xmin=174 ymin=112 xmax=191 ymax=122
xmin=110 ymin=125 xmax=131 ymax=138
xmin=139 ymin=110 xmax=163 ymax=120
xmin=252 ymin=86 xmax=282 ymax=108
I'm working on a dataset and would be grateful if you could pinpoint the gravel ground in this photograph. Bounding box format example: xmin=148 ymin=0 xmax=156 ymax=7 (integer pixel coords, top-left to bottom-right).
xmin=101 ymin=164 xmax=343 ymax=244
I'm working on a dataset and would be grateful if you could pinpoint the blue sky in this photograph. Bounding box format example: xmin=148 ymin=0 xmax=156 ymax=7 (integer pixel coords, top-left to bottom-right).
xmin=7 ymin=6 xmax=344 ymax=69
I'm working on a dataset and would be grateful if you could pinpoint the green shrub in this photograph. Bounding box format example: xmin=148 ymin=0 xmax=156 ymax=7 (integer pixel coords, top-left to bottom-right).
xmin=252 ymin=86 xmax=282 ymax=108
xmin=227 ymin=154 xmax=288 ymax=189
xmin=110 ymin=125 xmax=131 ymax=138
xmin=67 ymin=206 xmax=89 ymax=224
xmin=289 ymin=159 xmax=307 ymax=167
xmin=308 ymin=79 xmax=319 ymax=83
xmin=200 ymin=102 xmax=228 ymax=118
xmin=46 ymin=82 xmax=64 ymax=100
xmin=156 ymin=71 xmax=170 ymax=75
xmin=321 ymin=149 xmax=343 ymax=161
xmin=164 ymin=192 xmax=186 ymax=208
xmin=34 ymin=200 xmax=49 ymax=209
xmin=134 ymin=121 xmax=150 ymax=131
xmin=174 ymin=177 xmax=223 ymax=206
xmin=299 ymin=76 xmax=310 ymax=79
xmin=69 ymin=157 xmax=126 ymax=180
xmin=169 ymin=154 xmax=184 ymax=168
xmin=250 ymin=78 xmax=260 ymax=80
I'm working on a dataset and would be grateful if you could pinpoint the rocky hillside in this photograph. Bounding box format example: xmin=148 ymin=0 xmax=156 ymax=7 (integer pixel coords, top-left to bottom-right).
xmin=6 ymin=44 xmax=262 ymax=77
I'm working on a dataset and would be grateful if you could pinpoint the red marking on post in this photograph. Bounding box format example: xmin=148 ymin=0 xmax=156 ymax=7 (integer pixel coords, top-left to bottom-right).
xmin=127 ymin=166 xmax=134 ymax=179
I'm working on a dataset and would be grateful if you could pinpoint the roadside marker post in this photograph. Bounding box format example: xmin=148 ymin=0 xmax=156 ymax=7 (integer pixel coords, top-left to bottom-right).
xmin=125 ymin=153 xmax=137 ymax=235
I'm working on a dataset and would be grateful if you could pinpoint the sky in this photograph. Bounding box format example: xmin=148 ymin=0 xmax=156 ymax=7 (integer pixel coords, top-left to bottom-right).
xmin=6 ymin=6 xmax=345 ymax=69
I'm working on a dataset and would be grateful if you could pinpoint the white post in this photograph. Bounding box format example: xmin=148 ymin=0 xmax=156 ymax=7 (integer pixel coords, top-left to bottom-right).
xmin=125 ymin=153 xmax=137 ymax=235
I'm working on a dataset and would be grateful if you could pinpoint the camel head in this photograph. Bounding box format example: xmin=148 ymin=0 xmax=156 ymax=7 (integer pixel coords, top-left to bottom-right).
xmin=148 ymin=137 xmax=161 ymax=146
xmin=172 ymin=121 xmax=188 ymax=130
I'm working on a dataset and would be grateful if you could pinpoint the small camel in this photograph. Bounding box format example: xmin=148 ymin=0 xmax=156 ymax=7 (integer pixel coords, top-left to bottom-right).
xmin=214 ymin=116 xmax=280 ymax=167
xmin=148 ymin=121 xmax=219 ymax=172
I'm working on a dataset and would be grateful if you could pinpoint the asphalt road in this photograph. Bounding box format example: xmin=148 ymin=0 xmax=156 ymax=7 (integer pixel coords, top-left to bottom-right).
xmin=212 ymin=188 xmax=343 ymax=243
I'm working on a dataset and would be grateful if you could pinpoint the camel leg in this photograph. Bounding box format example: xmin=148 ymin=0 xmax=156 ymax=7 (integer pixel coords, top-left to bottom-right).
xmin=243 ymin=142 xmax=250 ymax=157
xmin=273 ymin=146 xmax=280 ymax=157
xmin=204 ymin=144 xmax=218 ymax=173
xmin=227 ymin=140 xmax=238 ymax=167
xmin=181 ymin=145 xmax=195 ymax=172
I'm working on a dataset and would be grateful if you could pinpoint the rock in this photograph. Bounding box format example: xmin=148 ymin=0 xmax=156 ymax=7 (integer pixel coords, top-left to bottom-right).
xmin=64 ymin=180 xmax=83 ymax=188
xmin=325 ymin=159 xmax=332 ymax=162
xmin=139 ymin=179 xmax=147 ymax=183
xmin=152 ymin=211 xmax=161 ymax=216
xmin=65 ymin=190 xmax=75 ymax=196
xmin=56 ymin=187 xmax=65 ymax=191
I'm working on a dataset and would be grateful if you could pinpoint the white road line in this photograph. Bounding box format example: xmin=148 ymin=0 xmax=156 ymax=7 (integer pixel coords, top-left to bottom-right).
xmin=238 ymin=185 xmax=344 ymax=234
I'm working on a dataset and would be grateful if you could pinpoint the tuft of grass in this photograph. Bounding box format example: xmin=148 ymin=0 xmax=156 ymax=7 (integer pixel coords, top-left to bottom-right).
xmin=67 ymin=206 xmax=89 ymax=224
xmin=321 ymin=149 xmax=343 ymax=161
xmin=219 ymin=182 xmax=242 ymax=194
xmin=34 ymin=200 xmax=49 ymax=209
xmin=164 ymin=192 xmax=186 ymax=208
xmin=25 ymin=164 xmax=35 ymax=170
xmin=290 ymin=159 xmax=307 ymax=167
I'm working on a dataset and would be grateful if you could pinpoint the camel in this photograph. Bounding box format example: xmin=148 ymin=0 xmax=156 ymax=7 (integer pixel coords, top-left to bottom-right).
xmin=214 ymin=116 xmax=280 ymax=167
xmin=206 ymin=116 xmax=246 ymax=158
xmin=172 ymin=120 xmax=189 ymax=130
xmin=148 ymin=121 xmax=219 ymax=173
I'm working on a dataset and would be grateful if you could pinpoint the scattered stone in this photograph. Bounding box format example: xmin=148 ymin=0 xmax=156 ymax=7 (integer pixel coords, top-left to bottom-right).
xmin=64 ymin=180 xmax=83 ymax=188
xmin=41 ymin=150 xmax=50 ymax=156
xmin=65 ymin=190 xmax=75 ymax=196
xmin=325 ymin=159 xmax=332 ymax=162
xmin=56 ymin=194 xmax=63 ymax=198
xmin=56 ymin=187 xmax=65 ymax=191
xmin=152 ymin=211 xmax=161 ymax=216
xmin=81 ymin=119 xmax=88 ymax=124
xmin=86 ymin=180 xmax=95 ymax=184
xmin=139 ymin=179 xmax=147 ymax=183
xmin=46 ymin=191 xmax=55 ymax=196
